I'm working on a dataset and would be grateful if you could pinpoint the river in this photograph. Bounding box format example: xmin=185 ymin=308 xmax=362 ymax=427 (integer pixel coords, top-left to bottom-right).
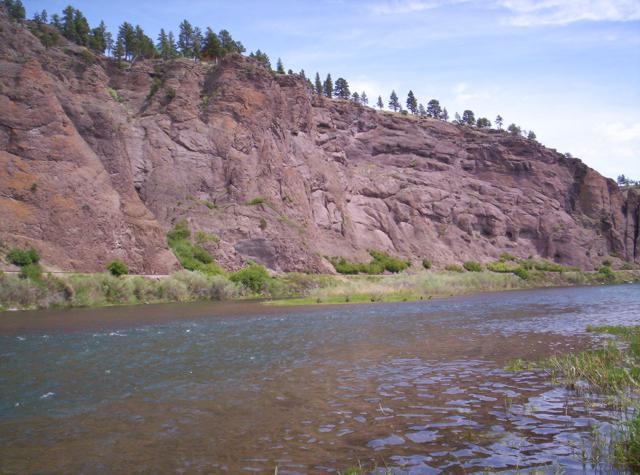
xmin=1 ymin=284 xmax=639 ymax=473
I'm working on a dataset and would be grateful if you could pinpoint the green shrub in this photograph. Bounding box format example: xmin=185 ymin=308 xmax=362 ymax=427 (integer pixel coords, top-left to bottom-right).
xmin=463 ymin=261 xmax=482 ymax=272
xmin=528 ymin=259 xmax=577 ymax=272
xmin=107 ymin=87 xmax=123 ymax=103
xmin=499 ymin=252 xmax=517 ymax=261
xmin=369 ymin=250 xmax=410 ymax=273
xmin=487 ymin=261 xmax=520 ymax=273
xmin=247 ymin=197 xmax=266 ymax=206
xmin=166 ymin=87 xmax=176 ymax=100
xmin=167 ymin=220 xmax=191 ymax=245
xmin=107 ymin=260 xmax=129 ymax=277
xmin=230 ymin=263 xmax=269 ymax=293
xmin=80 ymin=48 xmax=95 ymax=64
xmin=7 ymin=247 xmax=40 ymax=267
xmin=602 ymin=259 xmax=612 ymax=267
xmin=422 ymin=259 xmax=432 ymax=270
xmin=598 ymin=265 xmax=614 ymax=278
xmin=445 ymin=264 xmax=464 ymax=273
xmin=330 ymin=251 xmax=409 ymax=275
xmin=19 ymin=263 xmax=43 ymax=281
xmin=100 ymin=275 xmax=135 ymax=303
xmin=148 ymin=77 xmax=162 ymax=99
xmin=621 ymin=262 xmax=634 ymax=270
xmin=167 ymin=221 xmax=223 ymax=275
xmin=513 ymin=267 xmax=529 ymax=280
xmin=195 ymin=231 xmax=219 ymax=244
xmin=259 ymin=218 xmax=267 ymax=230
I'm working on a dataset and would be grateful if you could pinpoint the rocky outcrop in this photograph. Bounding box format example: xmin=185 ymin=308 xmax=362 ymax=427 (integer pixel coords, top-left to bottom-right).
xmin=0 ymin=13 xmax=637 ymax=272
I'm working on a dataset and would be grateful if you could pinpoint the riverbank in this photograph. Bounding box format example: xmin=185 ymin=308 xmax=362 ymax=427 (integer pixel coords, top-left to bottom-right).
xmin=507 ymin=325 xmax=640 ymax=472
xmin=1 ymin=266 xmax=639 ymax=312
xmin=266 ymin=269 xmax=640 ymax=306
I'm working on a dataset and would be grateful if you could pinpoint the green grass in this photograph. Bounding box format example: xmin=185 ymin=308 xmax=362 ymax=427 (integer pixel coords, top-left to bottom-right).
xmin=268 ymin=271 xmax=523 ymax=306
xmin=107 ymin=87 xmax=123 ymax=103
xmin=167 ymin=221 xmax=224 ymax=275
xmin=463 ymin=261 xmax=482 ymax=272
xmin=0 ymin=270 xmax=242 ymax=310
xmin=329 ymin=251 xmax=410 ymax=275
xmin=506 ymin=325 xmax=640 ymax=472
xmin=246 ymin=197 xmax=266 ymax=205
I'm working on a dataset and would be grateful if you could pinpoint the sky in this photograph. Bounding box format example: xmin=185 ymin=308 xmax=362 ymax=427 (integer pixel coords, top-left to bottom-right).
xmin=26 ymin=0 xmax=640 ymax=180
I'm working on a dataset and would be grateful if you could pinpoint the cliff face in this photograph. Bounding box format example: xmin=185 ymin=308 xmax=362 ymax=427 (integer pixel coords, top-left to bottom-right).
xmin=1 ymin=14 xmax=638 ymax=273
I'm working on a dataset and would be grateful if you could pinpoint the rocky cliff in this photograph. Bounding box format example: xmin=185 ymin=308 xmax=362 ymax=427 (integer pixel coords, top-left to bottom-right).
xmin=1 ymin=13 xmax=638 ymax=273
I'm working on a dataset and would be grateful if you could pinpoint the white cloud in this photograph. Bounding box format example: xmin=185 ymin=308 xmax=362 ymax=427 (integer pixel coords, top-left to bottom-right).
xmin=370 ymin=0 xmax=463 ymax=14
xmin=603 ymin=122 xmax=640 ymax=142
xmin=498 ymin=0 xmax=640 ymax=26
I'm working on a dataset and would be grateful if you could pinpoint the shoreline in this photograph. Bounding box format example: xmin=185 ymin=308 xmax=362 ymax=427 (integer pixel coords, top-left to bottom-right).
xmin=1 ymin=268 xmax=638 ymax=314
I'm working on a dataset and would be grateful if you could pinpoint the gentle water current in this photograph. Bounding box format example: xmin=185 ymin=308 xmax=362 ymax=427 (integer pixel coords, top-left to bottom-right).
xmin=1 ymin=284 xmax=639 ymax=473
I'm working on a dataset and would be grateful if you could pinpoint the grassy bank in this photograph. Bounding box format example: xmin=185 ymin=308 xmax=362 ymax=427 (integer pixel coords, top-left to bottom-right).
xmin=0 ymin=267 xmax=638 ymax=312
xmin=0 ymin=270 xmax=242 ymax=311
xmin=267 ymin=269 xmax=640 ymax=306
xmin=507 ymin=325 xmax=640 ymax=472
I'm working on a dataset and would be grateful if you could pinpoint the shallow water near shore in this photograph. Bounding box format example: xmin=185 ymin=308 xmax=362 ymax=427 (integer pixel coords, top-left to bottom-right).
xmin=1 ymin=284 xmax=639 ymax=473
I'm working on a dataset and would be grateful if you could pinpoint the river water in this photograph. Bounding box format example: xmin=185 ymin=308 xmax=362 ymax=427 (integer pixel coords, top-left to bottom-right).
xmin=1 ymin=284 xmax=639 ymax=474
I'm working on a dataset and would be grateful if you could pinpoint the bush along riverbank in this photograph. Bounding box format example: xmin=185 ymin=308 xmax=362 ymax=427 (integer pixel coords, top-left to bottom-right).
xmin=1 ymin=240 xmax=639 ymax=311
xmin=507 ymin=326 xmax=640 ymax=473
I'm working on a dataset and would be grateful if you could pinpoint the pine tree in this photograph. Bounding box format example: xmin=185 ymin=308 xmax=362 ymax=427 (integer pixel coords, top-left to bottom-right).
xmin=114 ymin=37 xmax=125 ymax=62
xmin=462 ymin=110 xmax=476 ymax=126
xmin=507 ymin=123 xmax=522 ymax=136
xmin=32 ymin=9 xmax=45 ymax=24
xmin=73 ymin=9 xmax=90 ymax=46
xmin=89 ymin=20 xmax=107 ymax=53
xmin=426 ymin=99 xmax=442 ymax=118
xmin=314 ymin=73 xmax=323 ymax=95
xmin=133 ymin=25 xmax=155 ymax=59
xmin=50 ymin=13 xmax=61 ymax=30
xmin=4 ymin=0 xmax=25 ymax=20
xmin=219 ymin=29 xmax=243 ymax=54
xmin=323 ymin=74 xmax=333 ymax=99
xmin=418 ymin=103 xmax=426 ymax=117
xmin=299 ymin=69 xmax=306 ymax=79
xmin=167 ymin=31 xmax=177 ymax=58
xmin=157 ymin=29 xmax=170 ymax=60
xmin=276 ymin=58 xmax=285 ymax=74
xmin=249 ymin=49 xmax=270 ymax=68
xmin=118 ymin=22 xmax=136 ymax=60
xmin=388 ymin=90 xmax=400 ymax=112
xmin=351 ymin=92 xmax=360 ymax=103
xmin=376 ymin=95 xmax=384 ymax=110
xmin=178 ymin=20 xmax=194 ymax=57
xmin=527 ymin=131 xmax=536 ymax=140
xmin=333 ymin=77 xmax=350 ymax=99
xmin=360 ymin=92 xmax=368 ymax=106
xmin=495 ymin=115 xmax=503 ymax=130
xmin=202 ymin=27 xmax=222 ymax=61
xmin=441 ymin=108 xmax=449 ymax=121
xmin=406 ymin=90 xmax=418 ymax=114
xmin=476 ymin=117 xmax=491 ymax=128
xmin=192 ymin=27 xmax=203 ymax=60
xmin=62 ymin=6 xmax=77 ymax=43
xmin=454 ymin=112 xmax=461 ymax=123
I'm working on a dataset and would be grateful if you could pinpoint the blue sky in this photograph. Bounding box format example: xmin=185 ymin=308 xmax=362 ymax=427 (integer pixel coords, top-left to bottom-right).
xmin=26 ymin=0 xmax=640 ymax=179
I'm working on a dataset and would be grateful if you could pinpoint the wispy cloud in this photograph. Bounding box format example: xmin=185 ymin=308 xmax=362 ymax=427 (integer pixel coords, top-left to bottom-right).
xmin=498 ymin=0 xmax=640 ymax=26
xmin=370 ymin=0 xmax=464 ymax=15
xmin=604 ymin=122 xmax=640 ymax=142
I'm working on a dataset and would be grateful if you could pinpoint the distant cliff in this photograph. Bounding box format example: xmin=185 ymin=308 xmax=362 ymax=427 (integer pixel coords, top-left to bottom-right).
xmin=1 ymin=10 xmax=638 ymax=273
